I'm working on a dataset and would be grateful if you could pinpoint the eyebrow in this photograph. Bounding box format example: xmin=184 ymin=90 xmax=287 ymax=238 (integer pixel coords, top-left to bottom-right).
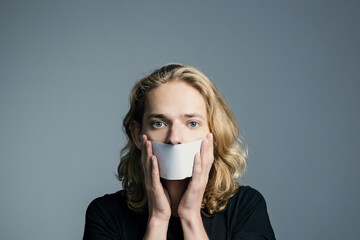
xmin=183 ymin=113 xmax=205 ymax=120
xmin=147 ymin=114 xmax=166 ymax=120
xmin=146 ymin=113 xmax=205 ymax=120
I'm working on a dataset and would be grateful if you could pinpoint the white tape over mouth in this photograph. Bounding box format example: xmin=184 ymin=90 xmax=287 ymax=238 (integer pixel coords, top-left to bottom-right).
xmin=152 ymin=139 xmax=203 ymax=180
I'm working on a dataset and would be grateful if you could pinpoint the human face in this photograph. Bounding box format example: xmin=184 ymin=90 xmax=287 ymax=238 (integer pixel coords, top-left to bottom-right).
xmin=142 ymin=80 xmax=210 ymax=144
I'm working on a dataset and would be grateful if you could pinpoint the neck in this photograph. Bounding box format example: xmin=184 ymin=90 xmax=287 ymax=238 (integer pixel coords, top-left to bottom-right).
xmin=162 ymin=178 xmax=190 ymax=217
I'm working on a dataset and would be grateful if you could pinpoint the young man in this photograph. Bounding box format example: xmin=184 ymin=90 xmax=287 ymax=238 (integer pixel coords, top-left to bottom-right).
xmin=83 ymin=64 xmax=275 ymax=239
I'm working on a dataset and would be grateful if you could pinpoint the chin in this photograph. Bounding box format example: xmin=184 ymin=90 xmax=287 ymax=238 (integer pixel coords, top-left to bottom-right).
xmin=161 ymin=177 xmax=191 ymax=186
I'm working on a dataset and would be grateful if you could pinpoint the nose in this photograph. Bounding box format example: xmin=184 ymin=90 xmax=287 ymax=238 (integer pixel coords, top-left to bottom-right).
xmin=166 ymin=122 xmax=183 ymax=145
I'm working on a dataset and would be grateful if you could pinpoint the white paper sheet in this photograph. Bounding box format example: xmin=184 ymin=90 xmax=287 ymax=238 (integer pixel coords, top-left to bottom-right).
xmin=152 ymin=139 xmax=203 ymax=180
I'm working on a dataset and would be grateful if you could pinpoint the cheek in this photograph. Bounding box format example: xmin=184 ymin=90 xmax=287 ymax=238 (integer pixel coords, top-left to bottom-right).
xmin=199 ymin=126 xmax=210 ymax=139
xmin=142 ymin=128 xmax=167 ymax=142
xmin=185 ymin=128 xmax=209 ymax=141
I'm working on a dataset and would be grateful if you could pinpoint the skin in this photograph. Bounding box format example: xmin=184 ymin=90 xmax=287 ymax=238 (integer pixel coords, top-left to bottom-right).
xmin=130 ymin=80 xmax=214 ymax=240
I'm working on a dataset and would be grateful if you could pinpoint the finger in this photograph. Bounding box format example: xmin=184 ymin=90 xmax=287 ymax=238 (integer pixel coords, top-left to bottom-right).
xmin=151 ymin=155 xmax=169 ymax=198
xmin=206 ymin=133 xmax=214 ymax=166
xmin=145 ymin=140 xmax=154 ymax=174
xmin=141 ymin=135 xmax=153 ymax=177
xmin=151 ymin=155 xmax=161 ymax=184
xmin=142 ymin=134 xmax=148 ymax=146
xmin=191 ymin=152 xmax=202 ymax=182
xmin=141 ymin=135 xmax=147 ymax=164
xmin=200 ymin=134 xmax=214 ymax=175
xmin=200 ymin=137 xmax=209 ymax=168
xmin=146 ymin=138 xmax=153 ymax=159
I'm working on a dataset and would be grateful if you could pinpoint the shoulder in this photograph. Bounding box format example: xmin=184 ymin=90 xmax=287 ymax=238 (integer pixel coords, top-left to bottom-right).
xmin=232 ymin=185 xmax=266 ymax=205
xmin=202 ymin=186 xmax=275 ymax=239
xmin=83 ymin=190 xmax=130 ymax=239
xmin=234 ymin=185 xmax=264 ymax=198
xmin=86 ymin=190 xmax=126 ymax=216
xmin=229 ymin=186 xmax=276 ymax=239
xmin=84 ymin=190 xmax=127 ymax=235
xmin=83 ymin=190 xmax=148 ymax=239
xmin=228 ymin=185 xmax=269 ymax=216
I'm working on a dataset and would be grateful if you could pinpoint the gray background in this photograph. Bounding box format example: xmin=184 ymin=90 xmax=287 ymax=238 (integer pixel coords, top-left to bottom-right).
xmin=1 ymin=0 xmax=359 ymax=239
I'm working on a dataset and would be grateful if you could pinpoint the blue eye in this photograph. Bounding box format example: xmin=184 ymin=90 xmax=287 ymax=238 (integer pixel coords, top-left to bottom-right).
xmin=188 ymin=121 xmax=199 ymax=128
xmin=152 ymin=121 xmax=165 ymax=128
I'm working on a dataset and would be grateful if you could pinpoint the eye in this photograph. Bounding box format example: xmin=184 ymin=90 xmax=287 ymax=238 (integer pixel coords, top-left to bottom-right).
xmin=188 ymin=121 xmax=199 ymax=128
xmin=152 ymin=121 xmax=165 ymax=128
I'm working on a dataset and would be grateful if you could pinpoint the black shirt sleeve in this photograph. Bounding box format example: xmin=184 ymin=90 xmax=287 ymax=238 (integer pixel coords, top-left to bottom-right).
xmin=83 ymin=191 xmax=148 ymax=240
xmin=83 ymin=196 xmax=119 ymax=240
xmin=231 ymin=187 xmax=275 ymax=240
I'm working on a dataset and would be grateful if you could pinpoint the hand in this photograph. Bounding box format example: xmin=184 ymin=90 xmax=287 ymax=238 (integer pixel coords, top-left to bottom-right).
xmin=177 ymin=133 xmax=214 ymax=239
xmin=141 ymin=135 xmax=171 ymax=239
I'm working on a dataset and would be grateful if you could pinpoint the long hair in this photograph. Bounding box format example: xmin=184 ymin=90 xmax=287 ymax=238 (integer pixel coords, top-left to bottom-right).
xmin=117 ymin=63 xmax=248 ymax=216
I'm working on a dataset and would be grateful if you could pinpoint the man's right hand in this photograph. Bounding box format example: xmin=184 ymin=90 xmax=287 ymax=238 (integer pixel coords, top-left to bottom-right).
xmin=141 ymin=135 xmax=171 ymax=240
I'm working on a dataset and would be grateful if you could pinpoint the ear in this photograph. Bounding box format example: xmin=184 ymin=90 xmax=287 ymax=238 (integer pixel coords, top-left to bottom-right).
xmin=130 ymin=120 xmax=142 ymax=150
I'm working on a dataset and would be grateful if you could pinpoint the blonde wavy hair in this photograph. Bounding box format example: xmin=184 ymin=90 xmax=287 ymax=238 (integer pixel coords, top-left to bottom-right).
xmin=118 ymin=63 xmax=248 ymax=216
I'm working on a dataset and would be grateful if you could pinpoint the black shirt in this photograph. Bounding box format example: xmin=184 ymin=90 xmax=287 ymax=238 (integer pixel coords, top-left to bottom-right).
xmin=83 ymin=186 xmax=275 ymax=240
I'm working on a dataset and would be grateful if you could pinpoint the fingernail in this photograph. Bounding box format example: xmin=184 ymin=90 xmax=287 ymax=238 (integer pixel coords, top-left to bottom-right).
xmin=209 ymin=133 xmax=213 ymax=140
xmin=204 ymin=139 xmax=208 ymax=145
xmin=146 ymin=141 xmax=149 ymax=147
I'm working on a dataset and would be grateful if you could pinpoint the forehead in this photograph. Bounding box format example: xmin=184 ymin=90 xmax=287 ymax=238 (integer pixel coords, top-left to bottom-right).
xmin=144 ymin=80 xmax=207 ymax=117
